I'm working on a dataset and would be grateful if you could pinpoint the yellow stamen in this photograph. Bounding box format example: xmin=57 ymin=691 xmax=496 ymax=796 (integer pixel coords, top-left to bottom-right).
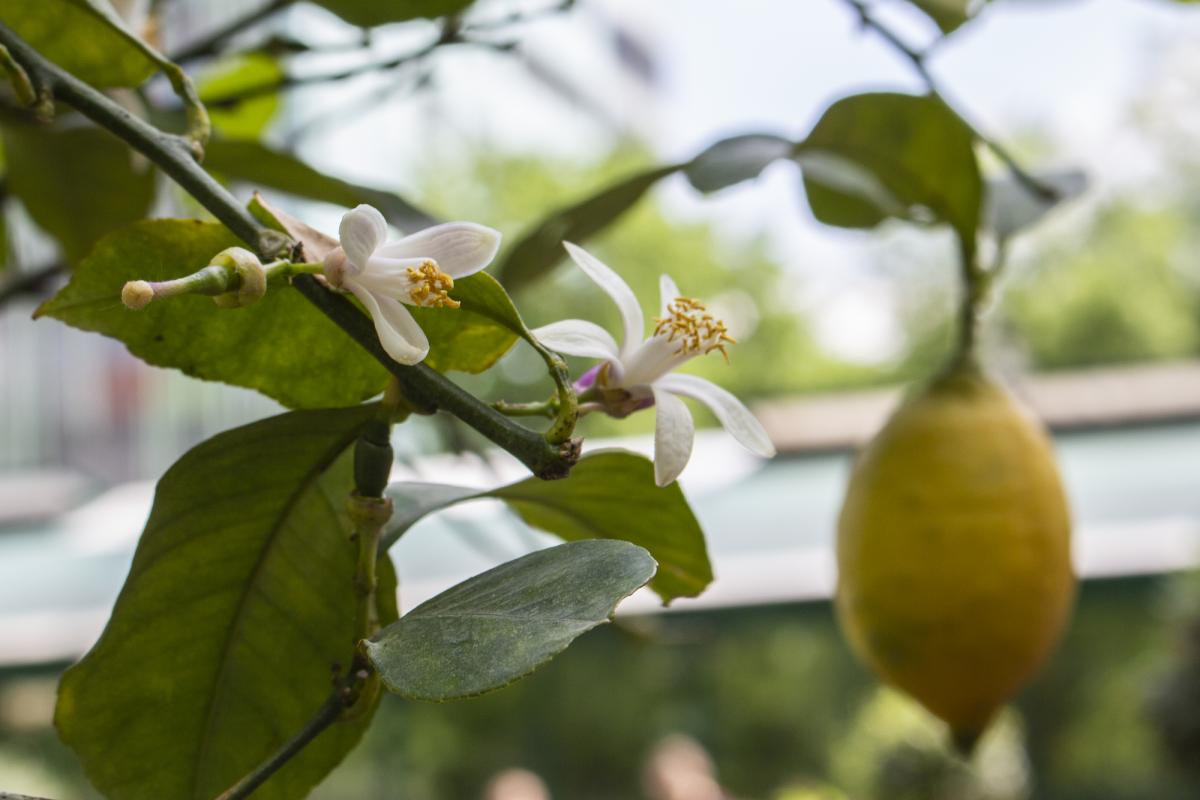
xmin=405 ymin=261 xmax=459 ymax=308
xmin=653 ymin=296 xmax=737 ymax=362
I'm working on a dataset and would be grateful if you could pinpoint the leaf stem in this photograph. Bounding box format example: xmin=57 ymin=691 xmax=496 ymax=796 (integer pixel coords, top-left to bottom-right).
xmin=212 ymin=661 xmax=371 ymax=800
xmin=951 ymin=233 xmax=990 ymax=369
xmin=0 ymin=23 xmax=577 ymax=480
xmin=838 ymin=0 xmax=1058 ymax=202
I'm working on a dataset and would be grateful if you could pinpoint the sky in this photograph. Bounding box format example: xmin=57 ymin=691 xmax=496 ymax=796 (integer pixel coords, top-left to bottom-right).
xmin=287 ymin=0 xmax=1200 ymax=361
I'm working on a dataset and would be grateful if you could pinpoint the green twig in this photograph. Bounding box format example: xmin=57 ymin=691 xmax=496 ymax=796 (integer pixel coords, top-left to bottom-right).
xmin=0 ymin=262 xmax=65 ymax=306
xmin=294 ymin=275 xmax=577 ymax=479
xmin=212 ymin=660 xmax=371 ymax=800
xmin=0 ymin=22 xmax=576 ymax=481
xmin=200 ymin=21 xmax=470 ymax=110
xmin=0 ymin=21 xmax=283 ymax=256
xmin=171 ymin=0 xmax=300 ymax=63
xmin=838 ymin=0 xmax=1058 ymax=202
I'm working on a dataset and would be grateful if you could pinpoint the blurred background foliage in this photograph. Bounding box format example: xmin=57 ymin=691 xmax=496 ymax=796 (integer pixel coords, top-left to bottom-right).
xmin=4 ymin=576 xmax=1199 ymax=799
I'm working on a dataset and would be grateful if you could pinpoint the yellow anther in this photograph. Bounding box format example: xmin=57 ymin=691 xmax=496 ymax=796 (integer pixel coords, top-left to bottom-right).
xmin=405 ymin=261 xmax=459 ymax=308
xmin=653 ymin=296 xmax=736 ymax=360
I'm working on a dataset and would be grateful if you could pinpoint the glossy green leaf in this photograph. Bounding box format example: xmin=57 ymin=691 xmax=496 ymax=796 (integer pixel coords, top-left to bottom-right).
xmin=198 ymin=54 xmax=284 ymax=140
xmin=685 ymin=133 xmax=795 ymax=193
xmin=206 ymin=139 xmax=437 ymax=231
xmin=3 ymin=0 xmax=157 ymax=88
xmin=798 ymin=92 xmax=982 ymax=245
xmin=36 ymin=219 xmax=389 ymax=408
xmin=365 ymin=540 xmax=656 ymax=701
xmin=494 ymin=164 xmax=682 ymax=291
xmin=312 ymin=0 xmax=475 ymax=27
xmin=382 ymin=450 xmax=712 ymax=603
xmin=56 ymin=406 xmax=380 ymax=800
xmin=1 ymin=121 xmax=156 ymax=264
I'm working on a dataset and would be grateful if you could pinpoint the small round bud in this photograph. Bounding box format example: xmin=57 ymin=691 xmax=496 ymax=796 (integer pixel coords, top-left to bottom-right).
xmin=210 ymin=247 xmax=266 ymax=308
xmin=121 ymin=280 xmax=155 ymax=310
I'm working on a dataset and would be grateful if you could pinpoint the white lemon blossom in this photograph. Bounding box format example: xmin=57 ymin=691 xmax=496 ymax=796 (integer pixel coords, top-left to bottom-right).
xmin=323 ymin=204 xmax=501 ymax=365
xmin=533 ymin=242 xmax=776 ymax=486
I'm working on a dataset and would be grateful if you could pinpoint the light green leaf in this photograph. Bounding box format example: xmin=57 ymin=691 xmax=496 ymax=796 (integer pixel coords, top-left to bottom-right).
xmin=365 ymin=539 xmax=656 ymax=701
xmin=56 ymin=406 xmax=380 ymax=800
xmin=685 ymin=133 xmax=795 ymax=193
xmin=198 ymin=54 xmax=283 ymax=140
xmin=312 ymin=0 xmax=475 ymax=27
xmin=36 ymin=219 xmax=390 ymax=408
xmin=1 ymin=121 xmax=156 ymax=263
xmin=3 ymin=0 xmax=157 ymax=87
xmin=382 ymin=450 xmax=712 ymax=603
xmin=797 ymin=92 xmax=982 ymax=246
xmin=910 ymin=0 xmax=980 ymax=34
xmin=494 ymin=163 xmax=682 ymax=292
xmin=206 ymin=138 xmax=437 ymax=231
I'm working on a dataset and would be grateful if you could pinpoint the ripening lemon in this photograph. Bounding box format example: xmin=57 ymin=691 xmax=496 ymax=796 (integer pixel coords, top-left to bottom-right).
xmin=836 ymin=362 xmax=1075 ymax=751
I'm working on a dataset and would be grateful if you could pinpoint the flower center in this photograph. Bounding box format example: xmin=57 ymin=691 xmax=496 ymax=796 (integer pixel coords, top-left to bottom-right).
xmin=652 ymin=297 xmax=736 ymax=361
xmin=406 ymin=261 xmax=460 ymax=308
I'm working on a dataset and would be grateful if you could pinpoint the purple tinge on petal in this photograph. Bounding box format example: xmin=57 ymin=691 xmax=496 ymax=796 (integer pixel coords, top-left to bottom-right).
xmin=574 ymin=363 xmax=603 ymax=391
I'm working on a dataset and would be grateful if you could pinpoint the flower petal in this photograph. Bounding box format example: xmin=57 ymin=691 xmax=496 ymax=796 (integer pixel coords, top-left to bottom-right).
xmin=355 ymin=256 xmax=432 ymax=304
xmin=531 ymin=319 xmax=620 ymax=360
xmin=339 ymin=205 xmax=388 ymax=269
xmin=656 ymin=373 xmax=776 ymax=457
xmin=652 ymin=386 xmax=695 ymax=487
xmin=563 ymin=242 xmax=643 ymax=356
xmin=346 ymin=280 xmax=430 ymax=365
xmin=659 ymin=274 xmax=681 ymax=315
xmin=377 ymin=222 xmax=502 ymax=278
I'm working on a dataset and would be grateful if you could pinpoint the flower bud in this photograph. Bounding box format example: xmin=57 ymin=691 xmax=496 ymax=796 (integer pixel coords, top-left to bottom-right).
xmin=121 ymin=280 xmax=155 ymax=310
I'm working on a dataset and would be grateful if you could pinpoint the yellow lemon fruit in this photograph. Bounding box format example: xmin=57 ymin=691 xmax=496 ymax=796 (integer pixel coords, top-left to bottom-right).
xmin=835 ymin=364 xmax=1075 ymax=750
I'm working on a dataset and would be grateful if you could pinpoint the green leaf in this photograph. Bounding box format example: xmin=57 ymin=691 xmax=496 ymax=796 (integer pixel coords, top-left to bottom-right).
xmin=1 ymin=121 xmax=156 ymax=264
xmin=206 ymin=138 xmax=437 ymax=231
xmin=409 ymin=270 xmax=542 ymax=373
xmin=36 ymin=219 xmax=389 ymax=408
xmin=382 ymin=450 xmax=712 ymax=603
xmin=365 ymin=540 xmax=656 ymax=701
xmin=685 ymin=133 xmax=795 ymax=193
xmin=198 ymin=54 xmax=284 ymax=140
xmin=312 ymin=0 xmax=475 ymax=27
xmin=910 ymin=0 xmax=979 ymax=34
xmin=798 ymin=92 xmax=982 ymax=246
xmin=56 ymin=406 xmax=380 ymax=800
xmin=3 ymin=0 xmax=157 ymax=88
xmin=494 ymin=163 xmax=682 ymax=292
